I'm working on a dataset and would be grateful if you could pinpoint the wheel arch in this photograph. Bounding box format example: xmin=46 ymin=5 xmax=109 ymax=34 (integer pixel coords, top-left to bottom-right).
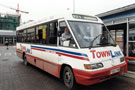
xmin=60 ymin=63 xmax=73 ymax=80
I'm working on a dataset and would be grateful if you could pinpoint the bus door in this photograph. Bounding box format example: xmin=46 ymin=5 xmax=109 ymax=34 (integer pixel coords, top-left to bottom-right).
xmin=57 ymin=19 xmax=78 ymax=60
xmin=58 ymin=19 xmax=77 ymax=47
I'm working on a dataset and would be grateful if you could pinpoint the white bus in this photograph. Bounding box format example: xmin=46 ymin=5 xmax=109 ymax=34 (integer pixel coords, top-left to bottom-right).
xmin=16 ymin=13 xmax=126 ymax=89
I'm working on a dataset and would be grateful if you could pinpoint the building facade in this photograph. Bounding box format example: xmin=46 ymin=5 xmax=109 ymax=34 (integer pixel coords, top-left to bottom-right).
xmin=0 ymin=13 xmax=20 ymax=45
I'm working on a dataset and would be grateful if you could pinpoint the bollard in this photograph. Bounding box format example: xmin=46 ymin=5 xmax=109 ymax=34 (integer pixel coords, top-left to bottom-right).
xmin=124 ymin=56 xmax=128 ymax=72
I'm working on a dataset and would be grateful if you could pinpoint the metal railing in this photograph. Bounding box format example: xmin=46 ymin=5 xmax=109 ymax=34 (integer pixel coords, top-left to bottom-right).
xmin=125 ymin=56 xmax=135 ymax=72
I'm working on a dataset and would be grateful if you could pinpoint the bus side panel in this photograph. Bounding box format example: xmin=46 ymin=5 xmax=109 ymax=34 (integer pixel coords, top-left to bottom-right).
xmin=26 ymin=52 xmax=60 ymax=78
xmin=36 ymin=60 xmax=44 ymax=70
xmin=26 ymin=54 xmax=36 ymax=65
xmin=16 ymin=43 xmax=23 ymax=59
xmin=43 ymin=62 xmax=59 ymax=77
xmin=30 ymin=45 xmax=60 ymax=77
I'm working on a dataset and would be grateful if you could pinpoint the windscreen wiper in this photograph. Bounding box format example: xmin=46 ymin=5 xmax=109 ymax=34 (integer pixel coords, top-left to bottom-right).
xmin=89 ymin=34 xmax=102 ymax=49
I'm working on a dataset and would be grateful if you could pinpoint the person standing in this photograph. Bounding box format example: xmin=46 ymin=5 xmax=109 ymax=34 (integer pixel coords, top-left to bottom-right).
xmin=5 ymin=40 xmax=9 ymax=49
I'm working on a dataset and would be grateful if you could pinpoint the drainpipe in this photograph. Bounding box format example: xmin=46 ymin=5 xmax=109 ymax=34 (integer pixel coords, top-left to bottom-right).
xmin=126 ymin=18 xmax=129 ymax=56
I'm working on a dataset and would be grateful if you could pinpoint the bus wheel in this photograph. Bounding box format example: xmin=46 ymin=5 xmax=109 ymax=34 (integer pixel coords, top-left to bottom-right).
xmin=63 ymin=66 xmax=75 ymax=89
xmin=23 ymin=55 xmax=28 ymax=66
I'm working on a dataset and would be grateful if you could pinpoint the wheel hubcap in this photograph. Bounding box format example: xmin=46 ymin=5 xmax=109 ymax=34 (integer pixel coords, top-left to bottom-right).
xmin=65 ymin=72 xmax=71 ymax=83
xmin=63 ymin=67 xmax=74 ymax=89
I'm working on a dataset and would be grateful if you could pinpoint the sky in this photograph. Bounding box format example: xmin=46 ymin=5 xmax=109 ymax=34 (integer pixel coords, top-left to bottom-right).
xmin=0 ymin=0 xmax=135 ymax=22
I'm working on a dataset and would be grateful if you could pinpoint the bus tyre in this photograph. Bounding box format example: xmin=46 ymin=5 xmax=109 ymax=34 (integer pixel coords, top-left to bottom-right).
xmin=63 ymin=66 xmax=76 ymax=89
xmin=23 ymin=55 xmax=28 ymax=66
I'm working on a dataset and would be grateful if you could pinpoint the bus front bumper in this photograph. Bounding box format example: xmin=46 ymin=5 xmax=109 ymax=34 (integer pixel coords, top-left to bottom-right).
xmin=73 ymin=63 xmax=126 ymax=86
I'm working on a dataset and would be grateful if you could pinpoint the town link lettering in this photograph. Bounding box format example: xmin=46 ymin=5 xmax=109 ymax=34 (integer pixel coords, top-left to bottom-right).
xmin=90 ymin=50 xmax=121 ymax=59
xmin=110 ymin=50 xmax=121 ymax=58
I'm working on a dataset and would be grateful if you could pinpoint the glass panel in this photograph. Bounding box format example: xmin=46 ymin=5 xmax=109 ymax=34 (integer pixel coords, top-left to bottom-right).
xmin=129 ymin=42 xmax=135 ymax=57
xmin=128 ymin=21 xmax=135 ymax=56
xmin=129 ymin=21 xmax=135 ymax=29
xmin=48 ymin=22 xmax=57 ymax=45
xmin=68 ymin=21 xmax=116 ymax=48
xmin=59 ymin=21 xmax=76 ymax=48
xmin=8 ymin=37 xmax=13 ymax=44
xmin=129 ymin=30 xmax=135 ymax=41
xmin=116 ymin=30 xmax=124 ymax=52
xmin=110 ymin=30 xmax=116 ymax=41
xmin=129 ymin=22 xmax=135 ymax=41
xmin=0 ymin=37 xmax=3 ymax=44
xmin=116 ymin=30 xmax=123 ymax=42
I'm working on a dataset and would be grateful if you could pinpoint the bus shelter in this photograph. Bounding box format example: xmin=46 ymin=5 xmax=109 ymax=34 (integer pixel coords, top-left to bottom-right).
xmin=105 ymin=17 xmax=135 ymax=57
xmin=97 ymin=3 xmax=135 ymax=58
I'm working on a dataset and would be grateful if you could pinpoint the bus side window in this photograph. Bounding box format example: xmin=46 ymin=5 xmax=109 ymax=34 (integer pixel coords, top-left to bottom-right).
xmin=23 ymin=30 xmax=27 ymax=43
xmin=59 ymin=21 xmax=67 ymax=46
xmin=47 ymin=21 xmax=57 ymax=45
xmin=59 ymin=21 xmax=76 ymax=48
xmin=36 ymin=24 xmax=48 ymax=44
xmin=18 ymin=30 xmax=23 ymax=42
xmin=36 ymin=27 xmax=39 ymax=43
xmin=27 ymin=28 xmax=35 ymax=43
xmin=42 ymin=24 xmax=47 ymax=44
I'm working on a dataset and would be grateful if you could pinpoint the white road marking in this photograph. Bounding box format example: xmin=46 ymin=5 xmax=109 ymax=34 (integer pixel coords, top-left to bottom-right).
xmin=4 ymin=53 xmax=12 ymax=56
xmin=4 ymin=53 xmax=7 ymax=56
xmin=0 ymin=53 xmax=1 ymax=56
xmin=9 ymin=53 xmax=12 ymax=56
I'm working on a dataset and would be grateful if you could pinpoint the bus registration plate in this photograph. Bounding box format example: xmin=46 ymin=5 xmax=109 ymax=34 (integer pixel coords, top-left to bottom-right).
xmin=110 ymin=68 xmax=120 ymax=74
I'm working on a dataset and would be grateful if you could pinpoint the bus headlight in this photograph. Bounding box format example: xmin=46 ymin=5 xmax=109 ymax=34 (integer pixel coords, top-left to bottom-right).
xmin=84 ymin=63 xmax=103 ymax=69
xmin=120 ymin=57 xmax=125 ymax=62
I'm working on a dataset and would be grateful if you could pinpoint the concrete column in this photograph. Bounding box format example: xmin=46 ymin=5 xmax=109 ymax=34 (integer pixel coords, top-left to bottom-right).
xmin=13 ymin=37 xmax=15 ymax=44
xmin=3 ymin=36 xmax=5 ymax=45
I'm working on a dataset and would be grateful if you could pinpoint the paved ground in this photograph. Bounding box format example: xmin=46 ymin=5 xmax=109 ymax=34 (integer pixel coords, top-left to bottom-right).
xmin=128 ymin=63 xmax=135 ymax=72
xmin=0 ymin=46 xmax=135 ymax=90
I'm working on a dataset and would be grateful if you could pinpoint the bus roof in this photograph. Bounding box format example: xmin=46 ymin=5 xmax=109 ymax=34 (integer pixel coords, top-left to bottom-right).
xmin=17 ymin=13 xmax=103 ymax=31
